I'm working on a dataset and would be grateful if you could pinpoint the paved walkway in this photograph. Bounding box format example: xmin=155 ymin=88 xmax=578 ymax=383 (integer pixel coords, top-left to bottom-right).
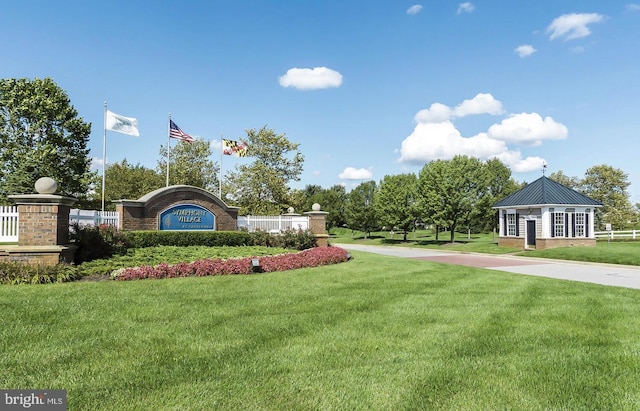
xmin=339 ymin=244 xmax=640 ymax=290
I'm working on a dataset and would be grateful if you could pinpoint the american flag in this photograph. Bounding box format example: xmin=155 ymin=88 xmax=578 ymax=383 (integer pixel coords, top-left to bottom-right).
xmin=169 ymin=120 xmax=194 ymax=142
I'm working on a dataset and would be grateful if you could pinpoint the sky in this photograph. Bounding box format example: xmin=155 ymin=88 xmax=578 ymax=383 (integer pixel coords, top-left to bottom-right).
xmin=2 ymin=1 xmax=639 ymax=202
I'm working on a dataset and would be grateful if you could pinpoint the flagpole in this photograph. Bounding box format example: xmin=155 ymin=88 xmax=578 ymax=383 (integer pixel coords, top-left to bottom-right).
xmin=166 ymin=113 xmax=171 ymax=187
xmin=102 ymin=101 xmax=107 ymax=213
xmin=219 ymin=135 xmax=223 ymax=199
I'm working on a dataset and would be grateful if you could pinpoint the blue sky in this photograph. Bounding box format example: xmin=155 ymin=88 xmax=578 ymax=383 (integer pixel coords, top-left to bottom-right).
xmin=2 ymin=1 xmax=639 ymax=201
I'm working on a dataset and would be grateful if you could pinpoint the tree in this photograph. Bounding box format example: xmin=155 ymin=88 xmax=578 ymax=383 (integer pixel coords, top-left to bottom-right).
xmin=582 ymin=164 xmax=637 ymax=230
xmin=222 ymin=126 xmax=304 ymax=215
xmin=318 ymin=184 xmax=348 ymax=229
xmin=0 ymin=77 xmax=92 ymax=204
xmin=375 ymin=173 xmax=419 ymax=241
xmin=298 ymin=184 xmax=322 ymax=211
xmin=548 ymin=170 xmax=581 ymax=190
xmin=472 ymin=158 xmax=521 ymax=233
xmin=297 ymin=184 xmax=347 ymax=229
xmin=345 ymin=180 xmax=378 ymax=238
xmin=158 ymin=139 xmax=219 ymax=192
xmin=417 ymin=155 xmax=486 ymax=243
xmin=286 ymin=188 xmax=308 ymax=214
xmin=93 ymin=160 xmax=164 ymax=209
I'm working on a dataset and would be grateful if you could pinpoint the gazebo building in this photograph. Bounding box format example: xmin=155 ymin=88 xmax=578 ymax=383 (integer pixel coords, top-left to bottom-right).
xmin=493 ymin=176 xmax=603 ymax=250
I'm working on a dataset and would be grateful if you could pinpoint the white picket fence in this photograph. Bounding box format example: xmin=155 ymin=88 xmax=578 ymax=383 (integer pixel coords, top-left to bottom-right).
xmin=237 ymin=215 xmax=309 ymax=233
xmin=0 ymin=206 xmax=19 ymax=242
xmin=0 ymin=207 xmax=120 ymax=242
xmin=595 ymin=230 xmax=640 ymax=240
xmin=68 ymin=209 xmax=120 ymax=228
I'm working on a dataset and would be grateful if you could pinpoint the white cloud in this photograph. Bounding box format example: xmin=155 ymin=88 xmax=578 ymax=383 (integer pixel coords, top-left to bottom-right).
xmin=407 ymin=5 xmax=423 ymax=15
xmin=91 ymin=157 xmax=104 ymax=170
xmin=457 ymin=2 xmax=475 ymax=14
xmin=399 ymin=122 xmax=546 ymax=172
xmin=453 ymin=93 xmax=504 ymax=117
xmin=338 ymin=167 xmax=373 ymax=180
xmin=398 ymin=94 xmax=567 ymax=173
xmin=399 ymin=122 xmax=506 ymax=163
xmin=492 ymin=151 xmax=546 ymax=173
xmin=515 ymin=44 xmax=537 ymax=58
xmin=547 ymin=13 xmax=604 ymax=41
xmin=278 ymin=67 xmax=343 ymax=90
xmin=626 ymin=4 xmax=640 ymax=12
xmin=487 ymin=112 xmax=568 ymax=146
xmin=414 ymin=103 xmax=452 ymax=123
xmin=414 ymin=93 xmax=503 ymax=123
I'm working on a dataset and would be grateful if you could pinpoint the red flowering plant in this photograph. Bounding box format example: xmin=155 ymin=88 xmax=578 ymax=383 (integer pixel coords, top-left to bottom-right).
xmin=112 ymin=246 xmax=350 ymax=281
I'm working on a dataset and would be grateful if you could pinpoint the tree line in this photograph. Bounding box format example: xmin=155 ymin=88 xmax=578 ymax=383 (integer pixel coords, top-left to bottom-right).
xmin=1 ymin=77 xmax=638 ymax=235
xmin=340 ymin=157 xmax=521 ymax=243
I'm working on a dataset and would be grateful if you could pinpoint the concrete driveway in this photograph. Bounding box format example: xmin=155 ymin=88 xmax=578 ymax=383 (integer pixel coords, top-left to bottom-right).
xmin=339 ymin=244 xmax=640 ymax=290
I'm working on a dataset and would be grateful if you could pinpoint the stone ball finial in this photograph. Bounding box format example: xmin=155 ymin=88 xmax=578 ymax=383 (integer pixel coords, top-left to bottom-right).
xmin=35 ymin=177 xmax=58 ymax=194
xmin=287 ymin=207 xmax=295 ymax=214
xmin=312 ymin=203 xmax=321 ymax=211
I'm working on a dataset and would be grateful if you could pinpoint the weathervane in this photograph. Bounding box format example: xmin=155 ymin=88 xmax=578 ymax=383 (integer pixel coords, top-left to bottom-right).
xmin=542 ymin=162 xmax=547 ymax=175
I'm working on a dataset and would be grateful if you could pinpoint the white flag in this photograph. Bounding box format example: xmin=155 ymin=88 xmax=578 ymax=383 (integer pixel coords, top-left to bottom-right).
xmin=106 ymin=110 xmax=139 ymax=136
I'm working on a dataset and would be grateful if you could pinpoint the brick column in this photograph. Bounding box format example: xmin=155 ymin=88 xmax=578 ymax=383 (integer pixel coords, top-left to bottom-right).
xmin=5 ymin=178 xmax=78 ymax=265
xmin=14 ymin=202 xmax=75 ymax=246
xmin=305 ymin=203 xmax=329 ymax=247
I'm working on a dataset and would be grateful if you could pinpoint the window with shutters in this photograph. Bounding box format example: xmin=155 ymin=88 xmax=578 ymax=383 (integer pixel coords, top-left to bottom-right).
xmin=507 ymin=213 xmax=517 ymax=236
xmin=554 ymin=213 xmax=565 ymax=238
xmin=575 ymin=213 xmax=585 ymax=237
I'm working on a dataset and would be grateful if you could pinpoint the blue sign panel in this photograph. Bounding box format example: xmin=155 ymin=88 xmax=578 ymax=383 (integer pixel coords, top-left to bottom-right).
xmin=159 ymin=204 xmax=215 ymax=231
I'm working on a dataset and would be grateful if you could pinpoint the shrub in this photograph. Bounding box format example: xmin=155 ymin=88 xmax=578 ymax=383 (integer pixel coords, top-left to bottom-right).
xmin=125 ymin=229 xmax=316 ymax=250
xmin=278 ymin=229 xmax=317 ymax=250
xmin=125 ymin=231 xmax=253 ymax=248
xmin=70 ymin=223 xmax=132 ymax=264
xmin=113 ymin=246 xmax=349 ymax=281
xmin=0 ymin=262 xmax=79 ymax=285
xmin=249 ymin=229 xmax=317 ymax=250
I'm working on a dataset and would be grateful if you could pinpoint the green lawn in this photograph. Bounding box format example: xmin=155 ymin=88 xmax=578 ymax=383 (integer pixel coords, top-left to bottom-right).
xmin=329 ymin=228 xmax=519 ymax=254
xmin=517 ymin=241 xmax=640 ymax=266
xmin=2 ymin=251 xmax=639 ymax=410
xmin=330 ymin=227 xmax=640 ymax=264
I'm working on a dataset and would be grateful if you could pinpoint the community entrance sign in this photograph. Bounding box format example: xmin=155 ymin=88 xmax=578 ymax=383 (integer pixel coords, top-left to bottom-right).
xmin=114 ymin=185 xmax=239 ymax=232
xmin=160 ymin=204 xmax=215 ymax=231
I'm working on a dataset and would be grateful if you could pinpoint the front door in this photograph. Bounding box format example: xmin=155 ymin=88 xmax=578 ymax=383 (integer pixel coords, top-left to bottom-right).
xmin=526 ymin=220 xmax=536 ymax=248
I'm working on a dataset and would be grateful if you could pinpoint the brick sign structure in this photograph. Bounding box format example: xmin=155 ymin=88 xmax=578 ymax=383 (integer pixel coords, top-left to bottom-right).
xmin=114 ymin=185 xmax=239 ymax=231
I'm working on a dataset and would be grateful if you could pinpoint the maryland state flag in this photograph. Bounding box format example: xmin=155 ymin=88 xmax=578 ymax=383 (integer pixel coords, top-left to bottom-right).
xmin=222 ymin=139 xmax=248 ymax=157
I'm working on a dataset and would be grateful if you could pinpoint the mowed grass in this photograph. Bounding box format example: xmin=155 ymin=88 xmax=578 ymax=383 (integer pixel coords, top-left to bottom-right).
xmin=2 ymin=251 xmax=640 ymax=410
xmin=519 ymin=241 xmax=640 ymax=266
xmin=330 ymin=228 xmax=520 ymax=254
xmin=331 ymin=227 xmax=640 ymax=264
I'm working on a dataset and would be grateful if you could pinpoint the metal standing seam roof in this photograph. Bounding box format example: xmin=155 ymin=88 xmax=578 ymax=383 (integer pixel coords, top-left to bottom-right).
xmin=493 ymin=176 xmax=603 ymax=208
